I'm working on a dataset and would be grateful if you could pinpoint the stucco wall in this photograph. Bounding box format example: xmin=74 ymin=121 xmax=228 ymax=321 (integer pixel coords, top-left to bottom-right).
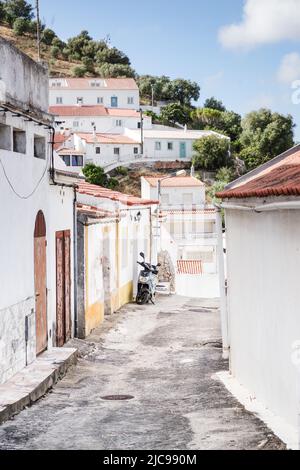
xmin=225 ymin=206 xmax=300 ymax=434
xmin=56 ymin=116 xmax=151 ymax=133
xmin=0 ymin=113 xmax=75 ymax=384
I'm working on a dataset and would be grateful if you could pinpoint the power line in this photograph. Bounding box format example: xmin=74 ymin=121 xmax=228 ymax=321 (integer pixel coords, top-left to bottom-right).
xmin=0 ymin=153 xmax=50 ymax=200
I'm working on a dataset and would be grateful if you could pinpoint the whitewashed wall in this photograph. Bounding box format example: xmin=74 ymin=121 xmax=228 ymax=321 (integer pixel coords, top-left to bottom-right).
xmin=56 ymin=116 xmax=152 ymax=134
xmin=49 ymin=89 xmax=140 ymax=109
xmin=225 ymin=205 xmax=300 ymax=441
xmin=74 ymin=135 xmax=141 ymax=166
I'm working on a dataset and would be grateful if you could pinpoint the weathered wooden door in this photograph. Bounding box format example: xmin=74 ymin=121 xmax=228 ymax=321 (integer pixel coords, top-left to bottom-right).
xmin=56 ymin=230 xmax=71 ymax=347
xmin=34 ymin=211 xmax=48 ymax=355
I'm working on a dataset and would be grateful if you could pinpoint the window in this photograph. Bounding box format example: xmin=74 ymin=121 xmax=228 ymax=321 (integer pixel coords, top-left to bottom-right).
xmin=0 ymin=123 xmax=11 ymax=151
xmin=167 ymin=142 xmax=173 ymax=151
xmin=134 ymin=147 xmax=139 ymax=154
xmin=72 ymin=155 xmax=84 ymax=167
xmin=97 ymin=97 xmax=104 ymax=104
xmin=62 ymin=155 xmax=70 ymax=166
xmin=114 ymin=147 xmax=120 ymax=156
xmin=13 ymin=128 xmax=26 ymax=154
xmin=96 ymin=147 xmax=101 ymax=154
xmin=77 ymin=97 xmax=83 ymax=105
xmin=34 ymin=135 xmax=46 ymax=159
xmin=56 ymin=97 xmax=63 ymax=104
xmin=111 ymin=96 xmax=118 ymax=107
xmin=115 ymin=119 xmax=122 ymax=127
xmin=127 ymin=97 xmax=134 ymax=105
xmin=73 ymin=121 xmax=79 ymax=128
xmin=155 ymin=142 xmax=161 ymax=151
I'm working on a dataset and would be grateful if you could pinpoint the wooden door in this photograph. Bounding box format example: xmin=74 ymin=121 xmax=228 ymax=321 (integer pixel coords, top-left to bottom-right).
xmin=34 ymin=211 xmax=48 ymax=355
xmin=56 ymin=230 xmax=71 ymax=346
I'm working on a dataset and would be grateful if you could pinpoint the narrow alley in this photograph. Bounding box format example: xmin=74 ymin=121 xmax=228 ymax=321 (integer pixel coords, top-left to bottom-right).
xmin=0 ymin=296 xmax=284 ymax=450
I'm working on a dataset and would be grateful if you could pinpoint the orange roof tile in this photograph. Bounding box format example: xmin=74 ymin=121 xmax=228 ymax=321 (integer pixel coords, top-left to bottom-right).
xmin=143 ymin=176 xmax=205 ymax=188
xmin=50 ymin=78 xmax=138 ymax=90
xmin=177 ymin=260 xmax=203 ymax=275
xmin=53 ymin=132 xmax=72 ymax=151
xmin=75 ymin=132 xmax=140 ymax=145
xmin=217 ymin=146 xmax=300 ymax=199
xmin=50 ymin=105 xmax=108 ymax=117
xmin=77 ymin=181 xmax=158 ymax=206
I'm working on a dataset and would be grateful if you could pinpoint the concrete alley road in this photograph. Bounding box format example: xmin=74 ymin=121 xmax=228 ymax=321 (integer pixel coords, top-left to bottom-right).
xmin=0 ymin=296 xmax=284 ymax=450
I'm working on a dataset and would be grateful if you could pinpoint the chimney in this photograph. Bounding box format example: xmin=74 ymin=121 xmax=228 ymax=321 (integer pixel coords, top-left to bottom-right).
xmin=190 ymin=164 xmax=195 ymax=177
xmin=184 ymin=124 xmax=187 ymax=132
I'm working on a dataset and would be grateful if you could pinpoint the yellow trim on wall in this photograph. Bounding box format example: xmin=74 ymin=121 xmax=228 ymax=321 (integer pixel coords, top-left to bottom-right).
xmin=85 ymin=301 xmax=105 ymax=337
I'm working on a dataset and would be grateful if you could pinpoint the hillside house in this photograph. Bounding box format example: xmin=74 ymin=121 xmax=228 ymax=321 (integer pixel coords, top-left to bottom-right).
xmin=49 ymin=78 xmax=140 ymax=109
xmin=50 ymin=105 xmax=152 ymax=134
xmin=217 ymin=143 xmax=300 ymax=448
xmin=0 ymin=38 xmax=80 ymax=385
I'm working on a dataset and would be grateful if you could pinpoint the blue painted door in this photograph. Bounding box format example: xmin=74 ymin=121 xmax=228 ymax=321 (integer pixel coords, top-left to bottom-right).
xmin=111 ymin=96 xmax=118 ymax=107
xmin=180 ymin=142 xmax=187 ymax=158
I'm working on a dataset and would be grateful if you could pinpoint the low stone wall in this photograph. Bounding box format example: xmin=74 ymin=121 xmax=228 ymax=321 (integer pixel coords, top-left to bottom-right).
xmin=158 ymin=251 xmax=176 ymax=293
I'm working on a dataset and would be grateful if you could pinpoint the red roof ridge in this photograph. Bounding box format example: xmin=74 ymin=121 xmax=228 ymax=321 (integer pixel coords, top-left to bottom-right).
xmin=77 ymin=181 xmax=158 ymax=206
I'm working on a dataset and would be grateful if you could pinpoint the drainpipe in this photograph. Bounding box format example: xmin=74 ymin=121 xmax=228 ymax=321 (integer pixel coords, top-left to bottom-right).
xmin=73 ymin=189 xmax=78 ymax=337
xmin=215 ymin=205 xmax=230 ymax=359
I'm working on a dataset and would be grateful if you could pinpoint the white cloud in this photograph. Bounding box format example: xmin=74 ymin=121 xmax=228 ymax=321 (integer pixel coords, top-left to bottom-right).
xmin=219 ymin=0 xmax=300 ymax=49
xmin=278 ymin=53 xmax=300 ymax=83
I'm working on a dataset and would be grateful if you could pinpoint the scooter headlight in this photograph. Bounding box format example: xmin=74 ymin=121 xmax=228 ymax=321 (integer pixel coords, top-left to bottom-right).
xmin=139 ymin=276 xmax=149 ymax=283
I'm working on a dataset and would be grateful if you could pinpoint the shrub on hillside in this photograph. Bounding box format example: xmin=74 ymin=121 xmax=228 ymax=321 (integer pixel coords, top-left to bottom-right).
xmin=13 ymin=17 xmax=30 ymax=35
xmin=71 ymin=65 xmax=87 ymax=78
xmin=42 ymin=28 xmax=56 ymax=45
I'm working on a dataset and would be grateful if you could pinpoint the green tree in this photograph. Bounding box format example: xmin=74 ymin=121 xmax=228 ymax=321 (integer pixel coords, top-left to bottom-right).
xmin=41 ymin=28 xmax=56 ymax=45
xmin=13 ymin=16 xmax=30 ymax=35
xmin=240 ymin=108 xmax=295 ymax=170
xmin=204 ymin=97 xmax=226 ymax=112
xmin=96 ymin=46 xmax=130 ymax=65
xmin=190 ymin=107 xmax=223 ymax=130
xmin=167 ymin=79 xmax=200 ymax=106
xmin=193 ymin=135 xmax=231 ymax=171
xmin=160 ymin=103 xmax=191 ymax=126
xmin=137 ymin=75 xmax=171 ymax=103
xmin=0 ymin=1 xmax=5 ymax=22
xmin=83 ymin=164 xmax=118 ymax=189
xmin=50 ymin=45 xmax=60 ymax=59
xmin=4 ymin=0 xmax=33 ymax=26
xmin=71 ymin=65 xmax=87 ymax=78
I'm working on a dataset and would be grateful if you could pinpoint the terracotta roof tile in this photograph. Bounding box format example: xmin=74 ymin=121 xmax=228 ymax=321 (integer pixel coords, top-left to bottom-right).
xmin=50 ymin=78 xmax=138 ymax=90
xmin=177 ymin=260 xmax=203 ymax=275
xmin=50 ymin=105 xmax=108 ymax=117
xmin=218 ymin=147 xmax=300 ymax=199
xmin=77 ymin=181 xmax=158 ymax=206
xmin=75 ymin=132 xmax=140 ymax=145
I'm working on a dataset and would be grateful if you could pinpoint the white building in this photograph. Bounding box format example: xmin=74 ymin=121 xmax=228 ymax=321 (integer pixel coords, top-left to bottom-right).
xmin=141 ymin=176 xmax=219 ymax=298
xmin=49 ymin=78 xmax=140 ymax=109
xmin=50 ymin=105 xmax=152 ymax=134
xmin=0 ymin=38 xmax=80 ymax=385
xmin=73 ymin=132 xmax=142 ymax=168
xmin=126 ymin=128 xmax=228 ymax=162
xmin=218 ymin=144 xmax=300 ymax=448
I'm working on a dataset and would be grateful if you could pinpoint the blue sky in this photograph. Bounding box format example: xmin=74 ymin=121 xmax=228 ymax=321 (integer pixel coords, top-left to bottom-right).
xmin=31 ymin=0 xmax=300 ymax=138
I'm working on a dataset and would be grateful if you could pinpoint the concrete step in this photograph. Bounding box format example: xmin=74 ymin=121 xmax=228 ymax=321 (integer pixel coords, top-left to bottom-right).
xmin=0 ymin=348 xmax=77 ymax=425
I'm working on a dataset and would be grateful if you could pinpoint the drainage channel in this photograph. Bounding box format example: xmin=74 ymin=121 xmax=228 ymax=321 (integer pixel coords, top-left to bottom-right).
xmin=101 ymin=395 xmax=135 ymax=401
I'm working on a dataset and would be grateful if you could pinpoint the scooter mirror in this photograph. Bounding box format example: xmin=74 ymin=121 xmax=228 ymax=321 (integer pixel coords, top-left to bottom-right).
xmin=157 ymin=263 xmax=161 ymax=267
xmin=140 ymin=252 xmax=145 ymax=259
